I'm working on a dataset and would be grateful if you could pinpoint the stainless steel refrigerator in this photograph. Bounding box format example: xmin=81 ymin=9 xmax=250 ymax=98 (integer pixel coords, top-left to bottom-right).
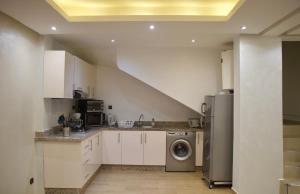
xmin=201 ymin=93 xmax=233 ymax=189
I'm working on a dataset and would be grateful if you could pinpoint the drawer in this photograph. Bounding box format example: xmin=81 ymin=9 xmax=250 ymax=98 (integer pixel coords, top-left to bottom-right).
xmin=82 ymin=164 xmax=92 ymax=183
xmin=81 ymin=138 xmax=92 ymax=164
xmin=82 ymin=139 xmax=92 ymax=153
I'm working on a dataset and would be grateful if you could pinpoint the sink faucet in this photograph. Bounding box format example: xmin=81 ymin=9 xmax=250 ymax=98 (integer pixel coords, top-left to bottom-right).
xmin=138 ymin=114 xmax=144 ymax=127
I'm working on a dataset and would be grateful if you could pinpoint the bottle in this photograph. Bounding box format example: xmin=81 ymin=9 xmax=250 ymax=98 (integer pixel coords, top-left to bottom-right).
xmin=151 ymin=118 xmax=155 ymax=127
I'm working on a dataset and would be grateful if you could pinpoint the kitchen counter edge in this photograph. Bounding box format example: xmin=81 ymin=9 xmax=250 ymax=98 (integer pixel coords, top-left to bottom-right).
xmin=35 ymin=127 xmax=203 ymax=142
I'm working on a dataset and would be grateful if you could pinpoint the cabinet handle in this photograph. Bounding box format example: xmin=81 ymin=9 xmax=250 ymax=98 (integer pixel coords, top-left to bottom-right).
xmin=118 ymin=133 xmax=120 ymax=143
xmin=197 ymin=133 xmax=200 ymax=144
xmin=201 ymin=103 xmax=207 ymax=114
xmin=141 ymin=133 xmax=143 ymax=144
xmin=145 ymin=133 xmax=147 ymax=144
xmin=90 ymin=140 xmax=92 ymax=151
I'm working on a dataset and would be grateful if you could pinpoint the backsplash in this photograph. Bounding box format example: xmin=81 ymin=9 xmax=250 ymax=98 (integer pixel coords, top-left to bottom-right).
xmin=43 ymin=99 xmax=74 ymax=130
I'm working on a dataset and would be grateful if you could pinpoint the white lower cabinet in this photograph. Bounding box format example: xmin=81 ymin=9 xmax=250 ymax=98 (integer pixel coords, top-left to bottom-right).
xmin=102 ymin=130 xmax=122 ymax=164
xmin=143 ymin=131 xmax=166 ymax=165
xmin=43 ymin=131 xmax=101 ymax=188
xmin=195 ymin=131 xmax=204 ymax=166
xmin=121 ymin=131 xmax=144 ymax=165
xmin=91 ymin=132 xmax=102 ymax=166
xmin=102 ymin=130 xmax=166 ymax=166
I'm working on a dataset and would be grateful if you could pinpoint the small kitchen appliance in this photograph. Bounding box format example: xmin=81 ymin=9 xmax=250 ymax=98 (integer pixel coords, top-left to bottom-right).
xmin=77 ymin=99 xmax=105 ymax=130
xmin=188 ymin=118 xmax=200 ymax=128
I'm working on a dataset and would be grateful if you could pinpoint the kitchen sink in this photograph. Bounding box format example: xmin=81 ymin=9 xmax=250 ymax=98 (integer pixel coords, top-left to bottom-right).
xmin=142 ymin=126 xmax=153 ymax=129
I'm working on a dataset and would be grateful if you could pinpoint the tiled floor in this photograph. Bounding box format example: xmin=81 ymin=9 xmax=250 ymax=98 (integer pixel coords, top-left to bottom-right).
xmin=85 ymin=167 xmax=234 ymax=194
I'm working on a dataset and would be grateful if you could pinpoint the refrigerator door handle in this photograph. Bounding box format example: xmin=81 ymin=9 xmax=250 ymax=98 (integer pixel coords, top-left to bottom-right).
xmin=201 ymin=103 xmax=207 ymax=114
xmin=200 ymin=115 xmax=205 ymax=129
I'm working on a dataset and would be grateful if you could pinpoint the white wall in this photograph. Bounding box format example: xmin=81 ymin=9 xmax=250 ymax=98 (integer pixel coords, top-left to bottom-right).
xmin=232 ymin=38 xmax=241 ymax=193
xmin=96 ymin=65 xmax=200 ymax=121
xmin=282 ymin=41 xmax=300 ymax=121
xmin=117 ymin=47 xmax=222 ymax=113
xmin=233 ymin=36 xmax=283 ymax=194
xmin=0 ymin=12 xmax=73 ymax=194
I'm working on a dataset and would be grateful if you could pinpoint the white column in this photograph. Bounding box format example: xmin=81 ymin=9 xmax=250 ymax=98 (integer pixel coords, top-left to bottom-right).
xmin=232 ymin=36 xmax=283 ymax=194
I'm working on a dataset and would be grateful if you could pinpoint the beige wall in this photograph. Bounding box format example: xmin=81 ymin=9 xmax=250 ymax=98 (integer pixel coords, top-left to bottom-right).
xmin=282 ymin=41 xmax=300 ymax=121
xmin=233 ymin=36 xmax=283 ymax=194
xmin=96 ymin=65 xmax=200 ymax=121
xmin=0 ymin=12 xmax=73 ymax=194
xmin=117 ymin=47 xmax=222 ymax=113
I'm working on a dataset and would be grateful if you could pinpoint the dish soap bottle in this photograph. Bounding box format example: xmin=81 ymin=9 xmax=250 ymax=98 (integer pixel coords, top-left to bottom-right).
xmin=151 ymin=118 xmax=155 ymax=127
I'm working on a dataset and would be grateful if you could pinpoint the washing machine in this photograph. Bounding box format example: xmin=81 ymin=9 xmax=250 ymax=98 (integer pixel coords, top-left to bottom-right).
xmin=166 ymin=131 xmax=196 ymax=172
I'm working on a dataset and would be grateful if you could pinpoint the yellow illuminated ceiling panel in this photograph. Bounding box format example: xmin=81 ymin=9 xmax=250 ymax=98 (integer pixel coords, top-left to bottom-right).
xmin=47 ymin=0 xmax=245 ymax=21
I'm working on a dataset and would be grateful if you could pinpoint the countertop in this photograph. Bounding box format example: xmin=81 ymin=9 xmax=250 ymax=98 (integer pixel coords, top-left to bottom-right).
xmin=35 ymin=126 xmax=202 ymax=142
xmin=35 ymin=128 xmax=101 ymax=142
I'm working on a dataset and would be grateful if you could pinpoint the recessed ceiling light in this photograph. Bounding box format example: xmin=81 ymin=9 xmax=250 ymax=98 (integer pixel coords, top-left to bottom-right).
xmin=149 ymin=25 xmax=155 ymax=30
xmin=241 ymin=25 xmax=247 ymax=30
xmin=51 ymin=26 xmax=57 ymax=31
xmin=192 ymin=39 xmax=196 ymax=43
xmin=111 ymin=39 xmax=115 ymax=43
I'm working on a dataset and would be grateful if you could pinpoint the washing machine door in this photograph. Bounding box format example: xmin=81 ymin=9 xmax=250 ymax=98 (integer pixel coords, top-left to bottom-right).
xmin=170 ymin=139 xmax=192 ymax=161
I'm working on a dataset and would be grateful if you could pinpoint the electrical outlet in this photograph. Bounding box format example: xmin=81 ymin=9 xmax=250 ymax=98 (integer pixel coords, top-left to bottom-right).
xmin=29 ymin=177 xmax=34 ymax=185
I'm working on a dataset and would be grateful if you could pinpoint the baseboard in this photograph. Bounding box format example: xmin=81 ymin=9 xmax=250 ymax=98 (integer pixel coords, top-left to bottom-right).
xmin=231 ymin=186 xmax=238 ymax=194
xmin=45 ymin=166 xmax=101 ymax=194
xmin=101 ymin=164 xmax=166 ymax=171
xmin=81 ymin=166 xmax=102 ymax=194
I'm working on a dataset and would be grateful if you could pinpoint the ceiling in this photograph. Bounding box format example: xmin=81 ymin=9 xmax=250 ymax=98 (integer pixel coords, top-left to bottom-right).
xmin=46 ymin=0 xmax=244 ymax=22
xmin=0 ymin=0 xmax=300 ymax=49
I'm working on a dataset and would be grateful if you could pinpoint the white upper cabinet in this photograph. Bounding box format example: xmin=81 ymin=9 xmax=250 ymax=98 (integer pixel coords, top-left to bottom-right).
xmin=195 ymin=131 xmax=203 ymax=166
xmin=74 ymin=57 xmax=97 ymax=98
xmin=143 ymin=131 xmax=166 ymax=166
xmin=44 ymin=51 xmax=97 ymax=99
xmin=43 ymin=51 xmax=75 ymax=98
xmin=221 ymin=50 xmax=234 ymax=90
xmin=121 ymin=131 xmax=144 ymax=165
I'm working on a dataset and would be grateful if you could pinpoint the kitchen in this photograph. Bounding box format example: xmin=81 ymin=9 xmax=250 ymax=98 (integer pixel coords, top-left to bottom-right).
xmin=36 ymin=46 xmax=233 ymax=192
xmin=0 ymin=1 xmax=298 ymax=194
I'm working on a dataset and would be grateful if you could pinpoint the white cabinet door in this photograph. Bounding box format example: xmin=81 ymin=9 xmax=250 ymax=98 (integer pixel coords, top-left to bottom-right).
xmin=43 ymin=50 xmax=74 ymax=98
xmin=74 ymin=57 xmax=97 ymax=98
xmin=88 ymin=133 xmax=100 ymax=175
xmin=96 ymin=132 xmax=102 ymax=165
xmin=195 ymin=131 xmax=203 ymax=166
xmin=64 ymin=52 xmax=75 ymax=98
xmin=221 ymin=50 xmax=233 ymax=90
xmin=89 ymin=65 xmax=97 ymax=98
xmin=74 ymin=57 xmax=87 ymax=92
xmin=91 ymin=132 xmax=102 ymax=165
xmin=143 ymin=131 xmax=166 ymax=166
xmin=121 ymin=131 xmax=144 ymax=165
xmin=102 ymin=131 xmax=122 ymax=164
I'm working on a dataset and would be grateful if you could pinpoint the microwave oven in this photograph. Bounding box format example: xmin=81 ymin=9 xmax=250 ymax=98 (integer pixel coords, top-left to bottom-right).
xmin=77 ymin=99 xmax=105 ymax=129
